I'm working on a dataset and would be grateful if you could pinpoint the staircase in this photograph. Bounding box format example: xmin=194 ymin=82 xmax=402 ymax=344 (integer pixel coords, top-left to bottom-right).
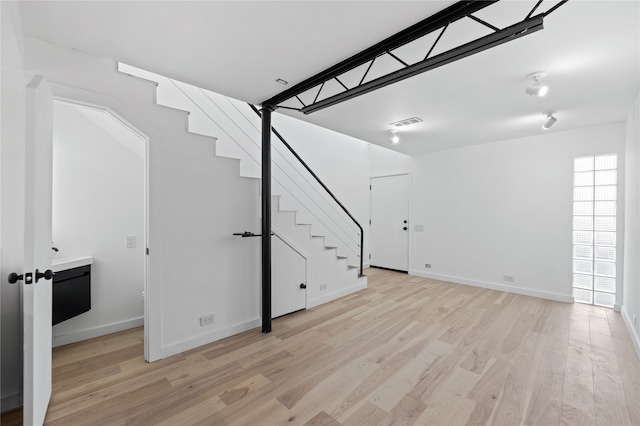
xmin=118 ymin=63 xmax=366 ymax=310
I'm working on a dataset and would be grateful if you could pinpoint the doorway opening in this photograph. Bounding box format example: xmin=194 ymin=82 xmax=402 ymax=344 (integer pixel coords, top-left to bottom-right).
xmin=51 ymin=99 xmax=149 ymax=359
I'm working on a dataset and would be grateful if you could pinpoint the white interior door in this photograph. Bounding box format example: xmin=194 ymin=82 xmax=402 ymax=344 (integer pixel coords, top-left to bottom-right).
xmin=272 ymin=235 xmax=306 ymax=318
xmin=23 ymin=75 xmax=54 ymax=425
xmin=370 ymin=174 xmax=410 ymax=271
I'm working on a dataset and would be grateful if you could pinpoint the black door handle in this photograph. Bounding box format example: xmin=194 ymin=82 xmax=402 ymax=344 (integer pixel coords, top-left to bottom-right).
xmin=8 ymin=272 xmax=33 ymax=284
xmin=300 ymin=283 xmax=307 ymax=289
xmin=35 ymin=269 xmax=55 ymax=283
xmin=8 ymin=273 xmax=23 ymax=284
xmin=403 ymin=220 xmax=407 ymax=223
xmin=403 ymin=227 xmax=408 ymax=230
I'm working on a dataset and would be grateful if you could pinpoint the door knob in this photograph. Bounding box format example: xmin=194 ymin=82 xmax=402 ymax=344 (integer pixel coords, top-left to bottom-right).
xmin=403 ymin=220 xmax=407 ymax=223
xmin=8 ymin=272 xmax=33 ymax=284
xmin=403 ymin=227 xmax=408 ymax=230
xmin=8 ymin=273 xmax=23 ymax=284
xmin=300 ymin=283 xmax=307 ymax=289
xmin=35 ymin=269 xmax=54 ymax=283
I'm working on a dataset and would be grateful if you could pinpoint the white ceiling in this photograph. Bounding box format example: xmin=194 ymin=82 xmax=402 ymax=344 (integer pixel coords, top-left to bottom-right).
xmin=19 ymin=1 xmax=640 ymax=156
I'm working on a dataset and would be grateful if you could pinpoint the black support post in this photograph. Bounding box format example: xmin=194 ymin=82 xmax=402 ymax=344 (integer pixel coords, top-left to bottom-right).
xmin=261 ymin=106 xmax=273 ymax=333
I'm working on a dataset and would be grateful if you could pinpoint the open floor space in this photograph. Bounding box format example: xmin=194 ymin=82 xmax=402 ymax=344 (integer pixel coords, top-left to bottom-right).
xmin=4 ymin=268 xmax=636 ymax=425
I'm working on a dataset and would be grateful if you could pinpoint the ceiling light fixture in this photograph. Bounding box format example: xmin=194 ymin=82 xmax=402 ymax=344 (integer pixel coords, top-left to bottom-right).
xmin=525 ymin=71 xmax=549 ymax=97
xmin=388 ymin=129 xmax=400 ymax=144
xmin=542 ymin=113 xmax=557 ymax=130
xmin=276 ymin=78 xmax=288 ymax=85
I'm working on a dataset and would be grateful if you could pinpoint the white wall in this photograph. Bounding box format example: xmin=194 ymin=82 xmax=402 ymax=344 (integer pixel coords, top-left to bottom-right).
xmin=1 ymin=0 xmax=27 ymax=411
xmin=369 ymin=143 xmax=411 ymax=178
xmin=410 ymin=123 xmax=625 ymax=303
xmin=624 ymin=92 xmax=640 ymax=356
xmin=272 ymin=113 xmax=371 ymax=263
xmin=50 ymin=101 xmax=145 ymax=346
xmin=24 ymin=36 xmax=262 ymax=361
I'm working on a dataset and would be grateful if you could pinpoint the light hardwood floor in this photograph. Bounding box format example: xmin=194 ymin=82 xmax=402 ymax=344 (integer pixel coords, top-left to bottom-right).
xmin=4 ymin=268 xmax=640 ymax=425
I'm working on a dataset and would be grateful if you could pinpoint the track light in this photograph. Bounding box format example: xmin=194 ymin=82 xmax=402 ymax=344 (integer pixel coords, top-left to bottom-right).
xmin=388 ymin=129 xmax=399 ymax=144
xmin=543 ymin=113 xmax=557 ymax=130
xmin=525 ymin=71 xmax=548 ymax=97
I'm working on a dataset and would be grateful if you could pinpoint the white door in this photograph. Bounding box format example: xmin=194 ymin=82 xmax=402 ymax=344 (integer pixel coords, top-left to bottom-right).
xmin=23 ymin=75 xmax=54 ymax=425
xmin=370 ymin=174 xmax=409 ymax=271
xmin=272 ymin=235 xmax=306 ymax=318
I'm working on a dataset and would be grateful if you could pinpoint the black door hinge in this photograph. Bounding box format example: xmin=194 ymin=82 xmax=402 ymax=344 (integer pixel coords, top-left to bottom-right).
xmin=146 ymin=248 xmax=150 ymax=255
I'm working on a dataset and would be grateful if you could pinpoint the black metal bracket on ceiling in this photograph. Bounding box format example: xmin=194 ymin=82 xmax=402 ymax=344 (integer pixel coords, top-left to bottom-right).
xmin=261 ymin=0 xmax=569 ymax=114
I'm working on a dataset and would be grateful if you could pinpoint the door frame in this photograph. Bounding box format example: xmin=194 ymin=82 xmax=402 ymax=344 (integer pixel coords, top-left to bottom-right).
xmin=369 ymin=172 xmax=411 ymax=272
xmin=52 ymin=97 xmax=151 ymax=361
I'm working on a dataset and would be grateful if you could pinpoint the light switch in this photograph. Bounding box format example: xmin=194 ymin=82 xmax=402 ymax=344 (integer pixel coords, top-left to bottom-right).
xmin=126 ymin=236 xmax=136 ymax=248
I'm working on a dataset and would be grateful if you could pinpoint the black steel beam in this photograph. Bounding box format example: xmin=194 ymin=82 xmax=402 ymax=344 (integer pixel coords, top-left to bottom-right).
xmin=261 ymin=107 xmax=272 ymax=333
xmin=262 ymin=0 xmax=497 ymax=107
xmin=301 ymin=14 xmax=543 ymax=114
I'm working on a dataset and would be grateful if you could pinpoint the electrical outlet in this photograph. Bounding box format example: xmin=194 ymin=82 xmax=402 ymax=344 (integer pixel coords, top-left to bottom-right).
xmin=141 ymin=291 xmax=145 ymax=300
xmin=126 ymin=235 xmax=137 ymax=248
xmin=200 ymin=314 xmax=215 ymax=326
xmin=320 ymin=283 xmax=327 ymax=291
xmin=504 ymin=275 xmax=515 ymax=282
xmin=425 ymin=264 xmax=431 ymax=268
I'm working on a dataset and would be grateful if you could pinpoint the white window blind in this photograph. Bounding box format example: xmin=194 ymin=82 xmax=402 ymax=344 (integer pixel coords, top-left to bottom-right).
xmin=572 ymin=154 xmax=617 ymax=308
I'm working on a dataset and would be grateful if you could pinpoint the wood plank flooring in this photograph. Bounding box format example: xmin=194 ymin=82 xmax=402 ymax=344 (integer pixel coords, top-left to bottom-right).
xmin=4 ymin=267 xmax=640 ymax=425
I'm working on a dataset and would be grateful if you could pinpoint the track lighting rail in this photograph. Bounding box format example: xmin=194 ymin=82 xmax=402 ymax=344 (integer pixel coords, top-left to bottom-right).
xmin=262 ymin=0 xmax=569 ymax=114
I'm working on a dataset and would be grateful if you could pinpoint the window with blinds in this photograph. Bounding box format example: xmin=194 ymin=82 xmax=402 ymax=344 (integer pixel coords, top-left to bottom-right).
xmin=572 ymin=154 xmax=617 ymax=308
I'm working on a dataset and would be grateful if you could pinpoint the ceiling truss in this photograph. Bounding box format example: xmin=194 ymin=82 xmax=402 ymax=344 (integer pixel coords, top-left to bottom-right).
xmin=262 ymin=0 xmax=569 ymax=114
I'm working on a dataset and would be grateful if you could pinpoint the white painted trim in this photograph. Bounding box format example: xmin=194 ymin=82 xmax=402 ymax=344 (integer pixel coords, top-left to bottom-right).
xmin=370 ymin=173 xmax=411 ymax=272
xmin=621 ymin=307 xmax=640 ymax=359
xmin=159 ymin=318 xmax=261 ymax=360
xmin=307 ymin=276 xmax=368 ymax=309
xmin=49 ymin=82 xmax=158 ymax=362
xmin=1 ymin=391 xmax=22 ymax=413
xmin=52 ymin=317 xmax=144 ymax=348
xmin=370 ymin=172 xmax=411 ymax=179
xmin=614 ymin=304 xmax=621 ymax=313
xmin=409 ymin=270 xmax=574 ymax=303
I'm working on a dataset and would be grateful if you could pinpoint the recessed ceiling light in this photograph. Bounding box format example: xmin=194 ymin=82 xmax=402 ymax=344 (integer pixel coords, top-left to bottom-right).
xmin=276 ymin=78 xmax=288 ymax=85
xmin=390 ymin=117 xmax=423 ymax=127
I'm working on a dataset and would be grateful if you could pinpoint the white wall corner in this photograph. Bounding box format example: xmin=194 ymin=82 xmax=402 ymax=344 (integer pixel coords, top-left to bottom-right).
xmin=52 ymin=317 xmax=144 ymax=348
xmin=409 ymin=270 xmax=575 ymax=304
xmin=159 ymin=318 xmax=261 ymax=360
xmin=621 ymin=307 xmax=640 ymax=360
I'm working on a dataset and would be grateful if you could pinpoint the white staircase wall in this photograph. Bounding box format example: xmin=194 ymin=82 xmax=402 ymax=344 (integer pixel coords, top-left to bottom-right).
xmin=118 ymin=63 xmax=364 ymax=267
xmin=271 ymin=197 xmax=365 ymax=308
xmin=22 ymin=36 xmax=410 ymax=363
xmin=25 ymin=37 xmax=261 ymax=361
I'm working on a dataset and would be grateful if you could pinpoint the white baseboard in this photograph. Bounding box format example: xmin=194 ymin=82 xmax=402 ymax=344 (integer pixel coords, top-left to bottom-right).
xmin=1 ymin=391 xmax=22 ymax=413
xmin=52 ymin=317 xmax=144 ymax=348
xmin=307 ymin=276 xmax=368 ymax=309
xmin=621 ymin=308 xmax=640 ymax=360
xmin=409 ymin=270 xmax=574 ymax=304
xmin=159 ymin=318 xmax=261 ymax=360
